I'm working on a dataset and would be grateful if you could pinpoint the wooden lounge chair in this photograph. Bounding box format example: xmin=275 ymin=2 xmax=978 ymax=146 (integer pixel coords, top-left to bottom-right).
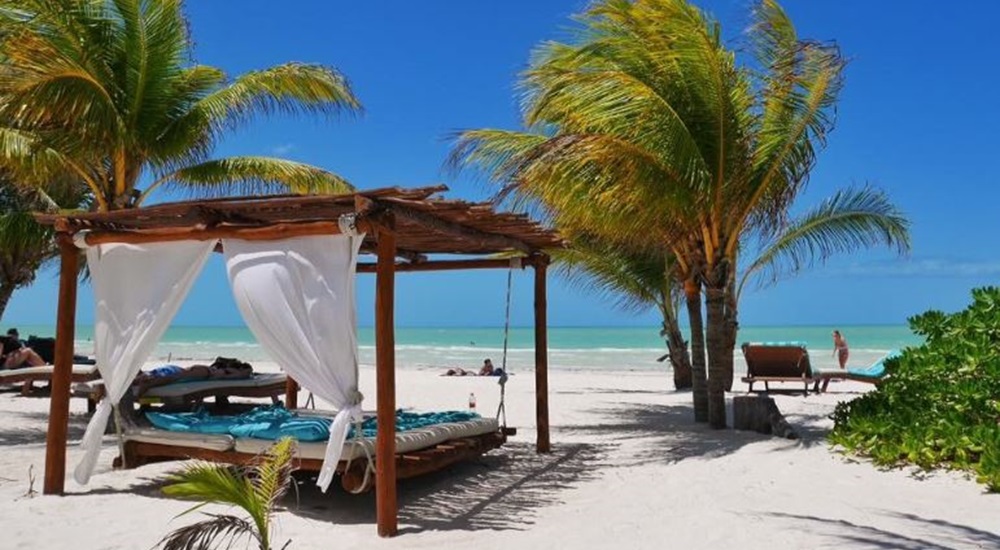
xmin=76 ymin=372 xmax=290 ymax=413
xmin=0 ymin=364 xmax=100 ymax=396
xmin=740 ymin=342 xmax=813 ymax=395
xmin=810 ymin=351 xmax=899 ymax=393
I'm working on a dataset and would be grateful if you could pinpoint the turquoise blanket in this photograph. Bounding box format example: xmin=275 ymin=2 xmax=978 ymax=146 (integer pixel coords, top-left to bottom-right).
xmin=145 ymin=406 xmax=481 ymax=442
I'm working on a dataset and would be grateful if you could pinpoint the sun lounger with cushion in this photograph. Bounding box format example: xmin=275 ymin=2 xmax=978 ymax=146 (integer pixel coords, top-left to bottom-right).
xmin=810 ymin=350 xmax=900 ymax=392
xmin=741 ymin=342 xmax=814 ymax=394
xmin=75 ymin=372 xmax=289 ymax=412
xmin=0 ymin=364 xmax=100 ymax=396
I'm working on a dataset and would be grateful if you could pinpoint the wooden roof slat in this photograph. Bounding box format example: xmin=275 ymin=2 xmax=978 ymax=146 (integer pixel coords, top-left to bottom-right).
xmin=34 ymin=185 xmax=566 ymax=255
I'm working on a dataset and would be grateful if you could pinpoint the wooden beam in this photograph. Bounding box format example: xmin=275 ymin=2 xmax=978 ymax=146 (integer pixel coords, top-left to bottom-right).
xmin=356 ymin=258 xmax=524 ymax=273
xmin=340 ymin=432 xmax=505 ymax=493
xmin=534 ymin=256 xmax=551 ymax=453
xmin=374 ymin=219 xmax=398 ymax=538
xmin=384 ymin=202 xmax=533 ymax=254
xmin=285 ymin=377 xmax=299 ymax=410
xmin=44 ymin=233 xmax=79 ymax=495
xmin=79 ymin=220 xmax=372 ymax=246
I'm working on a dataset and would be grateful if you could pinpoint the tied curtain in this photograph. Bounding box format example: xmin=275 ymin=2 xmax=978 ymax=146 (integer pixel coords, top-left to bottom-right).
xmin=223 ymin=234 xmax=364 ymax=492
xmin=75 ymin=240 xmax=215 ymax=485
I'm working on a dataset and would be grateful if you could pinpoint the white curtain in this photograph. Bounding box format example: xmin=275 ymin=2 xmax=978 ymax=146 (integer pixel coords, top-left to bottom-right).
xmin=223 ymin=234 xmax=365 ymax=492
xmin=75 ymin=240 xmax=215 ymax=485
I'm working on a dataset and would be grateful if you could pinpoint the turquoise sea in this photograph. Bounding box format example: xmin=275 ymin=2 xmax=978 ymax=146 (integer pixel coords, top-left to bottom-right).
xmin=9 ymin=324 xmax=920 ymax=374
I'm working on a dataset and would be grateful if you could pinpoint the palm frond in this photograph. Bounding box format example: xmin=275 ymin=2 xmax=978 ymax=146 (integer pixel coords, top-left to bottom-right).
xmin=0 ymin=127 xmax=98 ymax=192
xmin=553 ymin=233 xmax=675 ymax=315
xmin=741 ymin=0 xmax=846 ymax=235
xmin=169 ymin=63 xmax=360 ymax=142
xmin=739 ymin=186 xmax=911 ymax=296
xmin=146 ymin=156 xmax=353 ymax=203
xmin=162 ymin=463 xmax=259 ymax=511
xmin=252 ymin=437 xmax=295 ymax=519
xmin=156 ymin=513 xmax=258 ymax=550
xmin=0 ymin=209 xmax=51 ymax=257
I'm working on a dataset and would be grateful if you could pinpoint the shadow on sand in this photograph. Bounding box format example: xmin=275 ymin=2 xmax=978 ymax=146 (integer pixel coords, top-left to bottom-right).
xmin=763 ymin=511 xmax=1000 ymax=549
xmin=288 ymin=441 xmax=605 ymax=533
xmin=0 ymin=408 xmax=91 ymax=448
xmin=560 ymin=397 xmax=834 ymax=467
xmin=60 ymin=440 xmax=605 ymax=535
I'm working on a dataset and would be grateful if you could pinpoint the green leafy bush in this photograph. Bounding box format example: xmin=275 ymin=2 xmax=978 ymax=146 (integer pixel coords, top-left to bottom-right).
xmin=830 ymin=287 xmax=1000 ymax=491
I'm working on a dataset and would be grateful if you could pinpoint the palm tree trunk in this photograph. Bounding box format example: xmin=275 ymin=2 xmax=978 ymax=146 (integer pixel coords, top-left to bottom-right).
xmin=662 ymin=312 xmax=692 ymax=390
xmin=705 ymin=284 xmax=728 ymax=429
xmin=684 ymin=279 xmax=708 ymax=422
xmin=0 ymin=283 xmax=13 ymax=321
xmin=721 ymin=277 xmax=738 ymax=391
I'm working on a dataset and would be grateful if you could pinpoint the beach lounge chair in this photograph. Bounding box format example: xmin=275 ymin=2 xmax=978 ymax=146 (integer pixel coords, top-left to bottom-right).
xmin=76 ymin=372 xmax=290 ymax=412
xmin=0 ymin=363 xmax=100 ymax=396
xmin=810 ymin=351 xmax=900 ymax=393
xmin=740 ymin=342 xmax=814 ymax=395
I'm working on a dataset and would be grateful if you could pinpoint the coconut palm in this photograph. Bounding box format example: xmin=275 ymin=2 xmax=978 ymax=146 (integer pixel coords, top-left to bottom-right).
xmin=451 ymin=0 xmax=910 ymax=427
xmin=157 ymin=437 xmax=296 ymax=550
xmin=0 ymin=0 xmax=360 ymax=212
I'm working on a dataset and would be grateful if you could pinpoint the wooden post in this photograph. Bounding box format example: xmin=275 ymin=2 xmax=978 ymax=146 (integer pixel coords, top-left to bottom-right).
xmin=534 ymin=256 xmax=551 ymax=453
xmin=374 ymin=219 xmax=398 ymax=537
xmin=284 ymin=377 xmax=298 ymax=410
xmin=44 ymin=232 xmax=79 ymax=495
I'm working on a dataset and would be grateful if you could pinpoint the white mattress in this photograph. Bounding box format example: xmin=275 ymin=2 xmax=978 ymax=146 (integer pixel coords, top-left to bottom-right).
xmin=233 ymin=417 xmax=500 ymax=461
xmin=143 ymin=373 xmax=287 ymax=398
xmin=0 ymin=364 xmax=98 ymax=380
xmin=121 ymin=416 xmax=498 ymax=460
xmin=124 ymin=428 xmax=235 ymax=452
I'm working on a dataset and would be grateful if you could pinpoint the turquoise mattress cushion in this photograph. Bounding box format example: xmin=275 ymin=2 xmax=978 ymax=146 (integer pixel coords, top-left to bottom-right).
xmin=146 ymin=405 xmax=481 ymax=441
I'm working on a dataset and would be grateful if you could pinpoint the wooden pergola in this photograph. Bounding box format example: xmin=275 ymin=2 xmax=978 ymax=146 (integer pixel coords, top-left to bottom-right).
xmin=34 ymin=185 xmax=564 ymax=537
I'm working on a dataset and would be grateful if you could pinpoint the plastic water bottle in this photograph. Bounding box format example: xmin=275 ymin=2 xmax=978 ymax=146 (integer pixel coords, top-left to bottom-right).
xmin=468 ymin=392 xmax=476 ymax=410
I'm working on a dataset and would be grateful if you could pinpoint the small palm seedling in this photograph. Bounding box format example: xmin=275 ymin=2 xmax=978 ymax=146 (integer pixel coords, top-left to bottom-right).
xmin=156 ymin=437 xmax=297 ymax=550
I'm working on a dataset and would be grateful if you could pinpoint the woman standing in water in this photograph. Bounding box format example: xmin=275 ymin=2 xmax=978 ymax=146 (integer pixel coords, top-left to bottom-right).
xmin=832 ymin=330 xmax=849 ymax=369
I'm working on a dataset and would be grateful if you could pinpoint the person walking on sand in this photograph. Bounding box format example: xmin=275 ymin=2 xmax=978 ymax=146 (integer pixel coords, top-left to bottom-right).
xmin=832 ymin=330 xmax=849 ymax=369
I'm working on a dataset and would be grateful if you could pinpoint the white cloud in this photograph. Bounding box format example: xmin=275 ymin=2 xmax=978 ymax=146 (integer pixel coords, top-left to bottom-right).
xmin=271 ymin=143 xmax=295 ymax=155
xmin=826 ymin=258 xmax=1000 ymax=278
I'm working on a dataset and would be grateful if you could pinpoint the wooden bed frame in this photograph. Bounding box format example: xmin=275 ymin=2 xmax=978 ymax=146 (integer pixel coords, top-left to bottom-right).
xmin=114 ymin=430 xmax=506 ymax=493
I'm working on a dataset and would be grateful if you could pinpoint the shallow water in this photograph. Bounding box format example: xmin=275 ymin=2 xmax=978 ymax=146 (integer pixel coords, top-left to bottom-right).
xmin=10 ymin=323 xmax=919 ymax=374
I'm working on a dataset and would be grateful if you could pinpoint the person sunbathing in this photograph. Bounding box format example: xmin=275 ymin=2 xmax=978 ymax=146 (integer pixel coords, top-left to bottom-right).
xmin=0 ymin=335 xmax=46 ymax=370
xmin=443 ymin=358 xmax=504 ymax=377
xmin=133 ymin=360 xmax=253 ymax=394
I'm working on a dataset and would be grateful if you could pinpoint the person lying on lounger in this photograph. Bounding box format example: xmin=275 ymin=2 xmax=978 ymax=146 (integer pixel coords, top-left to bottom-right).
xmin=443 ymin=358 xmax=505 ymax=377
xmin=133 ymin=358 xmax=253 ymax=394
xmin=0 ymin=335 xmax=46 ymax=370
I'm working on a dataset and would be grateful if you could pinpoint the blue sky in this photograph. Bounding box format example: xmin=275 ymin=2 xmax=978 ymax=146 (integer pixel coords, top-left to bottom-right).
xmin=5 ymin=0 xmax=1000 ymax=329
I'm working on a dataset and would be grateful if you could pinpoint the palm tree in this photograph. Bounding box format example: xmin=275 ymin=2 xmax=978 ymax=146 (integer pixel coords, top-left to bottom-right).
xmin=0 ymin=0 xmax=360 ymax=212
xmin=157 ymin=437 xmax=296 ymax=550
xmin=554 ymin=234 xmax=693 ymax=389
xmin=0 ymin=176 xmax=88 ymax=319
xmin=451 ymin=0 xmax=910 ymax=427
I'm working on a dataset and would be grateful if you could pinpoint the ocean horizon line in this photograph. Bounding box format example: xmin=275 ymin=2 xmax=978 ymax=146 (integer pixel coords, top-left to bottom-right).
xmin=4 ymin=322 xmax=913 ymax=330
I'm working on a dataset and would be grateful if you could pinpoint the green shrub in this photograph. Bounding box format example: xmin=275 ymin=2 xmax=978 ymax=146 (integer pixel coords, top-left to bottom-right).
xmin=829 ymin=286 xmax=1000 ymax=491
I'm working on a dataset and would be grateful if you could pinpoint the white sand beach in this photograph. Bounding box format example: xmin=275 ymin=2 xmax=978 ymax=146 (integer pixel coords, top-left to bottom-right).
xmin=0 ymin=362 xmax=995 ymax=550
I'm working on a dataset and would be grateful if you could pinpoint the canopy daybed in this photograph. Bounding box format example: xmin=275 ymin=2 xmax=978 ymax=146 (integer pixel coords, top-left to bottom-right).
xmin=35 ymin=185 xmax=562 ymax=537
